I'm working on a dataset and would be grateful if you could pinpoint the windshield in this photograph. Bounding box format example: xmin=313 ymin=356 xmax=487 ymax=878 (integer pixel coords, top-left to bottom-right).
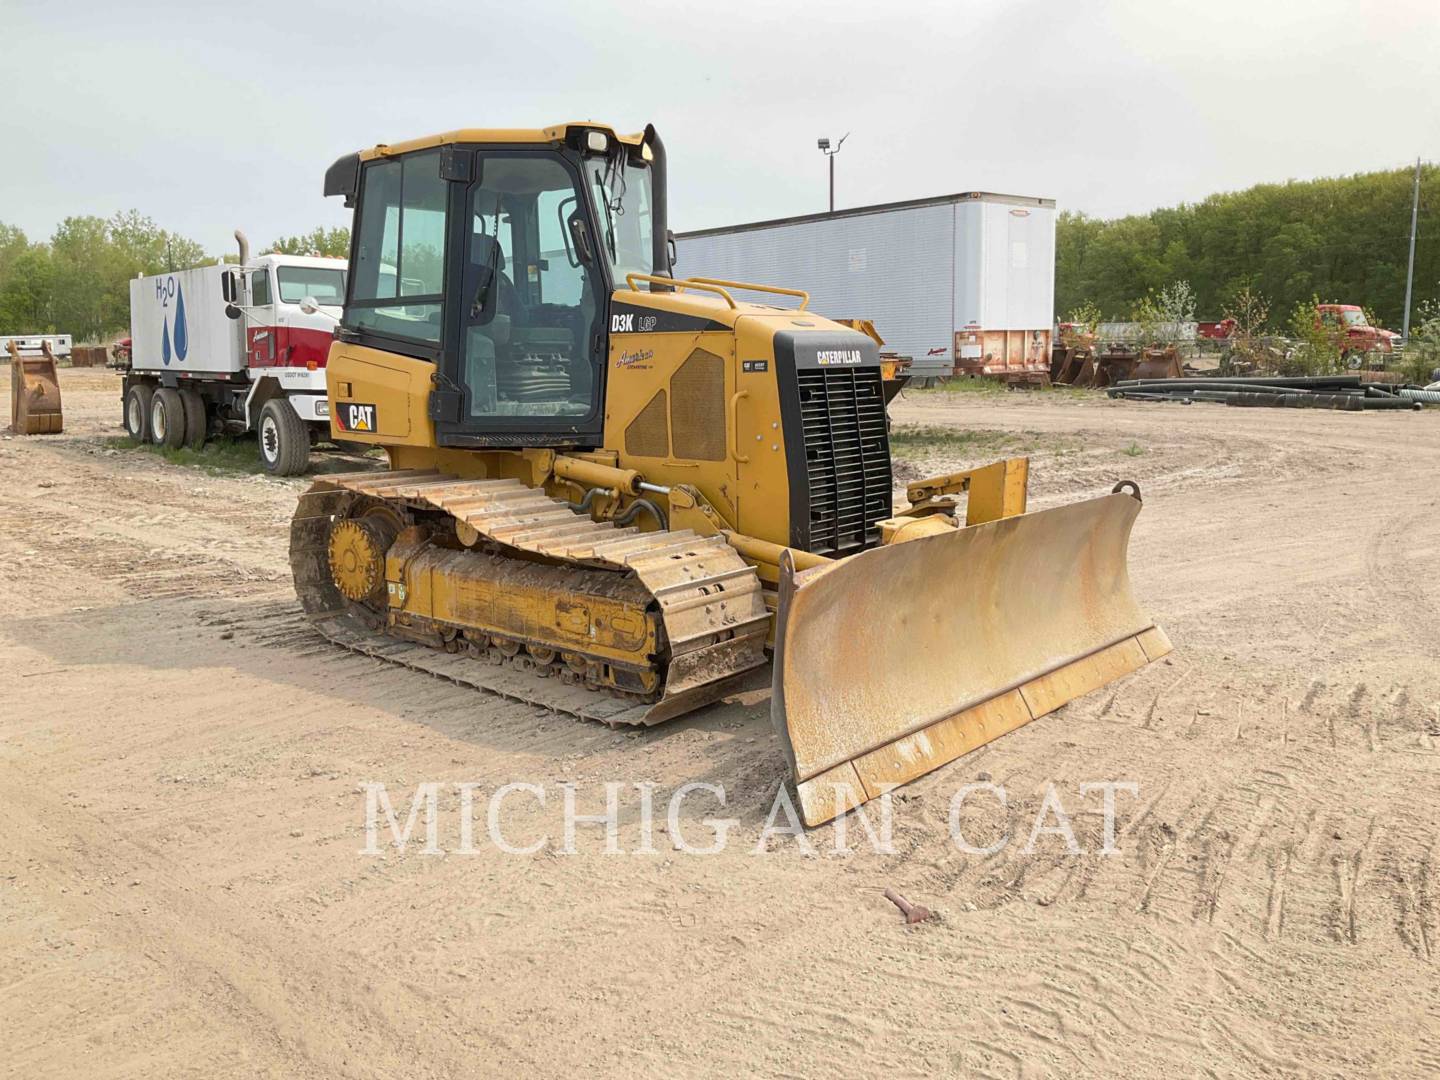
xmin=277 ymin=266 xmax=347 ymax=306
xmin=1341 ymin=309 xmax=1368 ymax=327
xmin=586 ymin=151 xmax=655 ymax=281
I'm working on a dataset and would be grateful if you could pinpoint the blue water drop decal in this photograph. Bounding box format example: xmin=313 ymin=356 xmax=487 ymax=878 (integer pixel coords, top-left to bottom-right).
xmin=162 ymin=318 xmax=172 ymax=366
xmin=174 ymin=284 xmax=189 ymax=362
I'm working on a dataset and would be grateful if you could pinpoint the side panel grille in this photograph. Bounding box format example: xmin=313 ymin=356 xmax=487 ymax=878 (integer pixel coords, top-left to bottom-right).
xmin=625 ymin=389 xmax=669 ymax=458
xmin=795 ymin=366 xmax=892 ymax=556
xmin=670 ymin=349 xmax=727 ymax=461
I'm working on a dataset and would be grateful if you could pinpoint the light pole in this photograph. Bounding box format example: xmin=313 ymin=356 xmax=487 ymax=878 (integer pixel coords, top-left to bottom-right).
xmin=817 ymin=133 xmax=849 ymax=213
xmin=1402 ymin=157 xmax=1421 ymax=343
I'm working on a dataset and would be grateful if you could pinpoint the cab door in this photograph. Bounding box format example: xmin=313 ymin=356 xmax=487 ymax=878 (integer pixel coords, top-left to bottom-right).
xmin=436 ymin=148 xmax=608 ymax=446
xmin=246 ymin=265 xmax=278 ymax=367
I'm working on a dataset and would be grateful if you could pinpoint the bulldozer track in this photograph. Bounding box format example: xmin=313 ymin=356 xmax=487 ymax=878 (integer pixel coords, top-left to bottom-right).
xmin=288 ymin=469 xmax=771 ymax=727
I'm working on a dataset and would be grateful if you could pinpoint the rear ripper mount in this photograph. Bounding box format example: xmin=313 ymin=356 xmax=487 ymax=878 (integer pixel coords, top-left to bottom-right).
xmin=289 ymin=469 xmax=771 ymax=725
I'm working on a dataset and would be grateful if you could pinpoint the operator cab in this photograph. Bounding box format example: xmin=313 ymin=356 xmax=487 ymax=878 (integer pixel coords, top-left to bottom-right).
xmin=328 ymin=124 xmax=666 ymax=447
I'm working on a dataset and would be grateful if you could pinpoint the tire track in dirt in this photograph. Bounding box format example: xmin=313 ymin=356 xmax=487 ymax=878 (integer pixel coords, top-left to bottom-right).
xmin=0 ymin=763 xmax=537 ymax=1079
xmin=10 ymin=372 xmax=1440 ymax=1077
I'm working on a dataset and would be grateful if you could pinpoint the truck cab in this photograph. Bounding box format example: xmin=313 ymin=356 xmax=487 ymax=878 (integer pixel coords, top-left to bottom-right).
xmin=1316 ymin=303 xmax=1399 ymax=359
xmin=233 ymin=253 xmax=348 ymax=471
xmin=243 ymin=254 xmax=346 ymax=369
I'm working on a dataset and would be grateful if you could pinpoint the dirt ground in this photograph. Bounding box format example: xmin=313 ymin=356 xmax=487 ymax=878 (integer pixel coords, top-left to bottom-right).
xmin=4 ymin=368 xmax=1440 ymax=1078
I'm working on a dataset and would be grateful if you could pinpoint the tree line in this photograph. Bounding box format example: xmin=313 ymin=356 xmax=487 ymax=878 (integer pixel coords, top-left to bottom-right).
xmin=0 ymin=218 xmax=351 ymax=341
xmin=5 ymin=165 xmax=1433 ymax=342
xmin=1057 ymin=163 xmax=1436 ymax=331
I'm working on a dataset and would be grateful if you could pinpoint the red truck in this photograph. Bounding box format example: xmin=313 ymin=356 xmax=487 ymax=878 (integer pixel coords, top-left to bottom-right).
xmin=1316 ymin=304 xmax=1399 ymax=359
xmin=1201 ymin=305 xmax=1396 ymax=359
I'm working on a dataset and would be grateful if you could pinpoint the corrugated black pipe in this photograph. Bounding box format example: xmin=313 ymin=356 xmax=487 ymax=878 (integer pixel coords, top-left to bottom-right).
xmin=1115 ymin=382 xmax=1310 ymax=396
xmin=1116 ymin=374 xmax=1364 ymax=390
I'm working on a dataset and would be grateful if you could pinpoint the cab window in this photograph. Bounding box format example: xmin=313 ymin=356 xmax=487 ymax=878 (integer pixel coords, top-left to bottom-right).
xmin=251 ymin=268 xmax=271 ymax=306
xmin=348 ymin=150 xmax=447 ymax=342
xmin=277 ymin=266 xmax=346 ymax=305
xmin=586 ymin=154 xmax=654 ymax=282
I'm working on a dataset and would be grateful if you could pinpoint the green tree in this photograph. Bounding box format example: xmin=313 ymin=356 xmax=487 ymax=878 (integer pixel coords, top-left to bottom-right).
xmin=49 ymin=215 xmax=113 ymax=342
xmin=0 ymin=222 xmax=29 ymax=282
xmin=1400 ymin=297 xmax=1440 ymax=384
xmin=1284 ymin=295 xmax=1344 ymax=375
xmin=108 ymin=209 xmax=205 ymax=273
xmin=0 ymin=245 xmax=53 ymax=333
xmin=0 ymin=212 xmax=209 ymax=340
xmin=1057 ymin=163 xmax=1438 ymax=328
xmin=1054 ymin=211 xmax=1104 ymax=316
xmin=1219 ymin=284 xmax=1273 ymax=372
xmin=265 ymin=226 xmax=350 ymax=258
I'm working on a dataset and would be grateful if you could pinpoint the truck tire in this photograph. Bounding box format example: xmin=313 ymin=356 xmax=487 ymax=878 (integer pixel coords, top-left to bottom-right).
xmin=150 ymin=387 xmax=186 ymax=449
xmin=124 ymin=382 xmax=153 ymax=443
xmin=179 ymin=387 xmax=207 ymax=450
xmin=259 ymin=398 xmax=310 ymax=476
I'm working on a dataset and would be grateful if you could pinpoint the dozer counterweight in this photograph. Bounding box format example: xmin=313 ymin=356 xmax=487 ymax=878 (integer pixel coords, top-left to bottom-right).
xmin=292 ymin=121 xmax=1170 ymax=824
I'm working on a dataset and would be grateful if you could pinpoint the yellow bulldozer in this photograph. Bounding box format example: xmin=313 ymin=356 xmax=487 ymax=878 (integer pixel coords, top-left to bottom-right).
xmin=291 ymin=122 xmax=1169 ymax=826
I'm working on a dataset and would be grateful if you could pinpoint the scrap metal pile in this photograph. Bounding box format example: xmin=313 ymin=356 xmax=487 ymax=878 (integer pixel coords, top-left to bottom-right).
xmin=1051 ymin=343 xmax=1185 ymax=388
xmin=1107 ymin=374 xmax=1437 ymax=411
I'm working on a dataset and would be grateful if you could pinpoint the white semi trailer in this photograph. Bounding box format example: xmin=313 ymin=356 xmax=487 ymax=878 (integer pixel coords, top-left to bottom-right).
xmin=0 ymin=334 xmax=72 ymax=359
xmin=675 ymin=191 xmax=1057 ymax=383
xmin=119 ymin=233 xmax=346 ymax=474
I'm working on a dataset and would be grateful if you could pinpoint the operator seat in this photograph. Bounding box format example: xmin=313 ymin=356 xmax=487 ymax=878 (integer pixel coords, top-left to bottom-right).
xmin=469 ymin=233 xmax=518 ymax=339
xmin=465 ymin=233 xmax=518 ymax=415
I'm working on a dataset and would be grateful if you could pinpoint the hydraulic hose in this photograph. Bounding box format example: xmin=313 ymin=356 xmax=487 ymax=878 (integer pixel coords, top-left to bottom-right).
xmin=614 ymin=497 xmax=668 ymax=531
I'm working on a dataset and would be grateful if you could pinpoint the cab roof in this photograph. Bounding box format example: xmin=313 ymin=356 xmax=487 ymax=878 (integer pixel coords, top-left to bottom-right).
xmin=257 ymin=253 xmax=347 ymax=269
xmin=356 ymin=122 xmax=645 ymax=162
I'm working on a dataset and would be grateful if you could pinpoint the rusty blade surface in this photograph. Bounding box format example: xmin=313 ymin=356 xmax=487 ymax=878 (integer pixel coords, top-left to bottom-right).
xmin=772 ymin=491 xmax=1170 ymax=826
xmin=10 ymin=351 xmax=64 ymax=435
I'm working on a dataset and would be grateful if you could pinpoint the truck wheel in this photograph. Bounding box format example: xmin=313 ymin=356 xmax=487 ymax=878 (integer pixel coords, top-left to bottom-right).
xmin=124 ymin=383 xmax=153 ymax=443
xmin=179 ymin=387 xmax=207 ymax=450
xmin=150 ymin=387 xmax=186 ymax=449
xmin=259 ymin=398 xmax=310 ymax=476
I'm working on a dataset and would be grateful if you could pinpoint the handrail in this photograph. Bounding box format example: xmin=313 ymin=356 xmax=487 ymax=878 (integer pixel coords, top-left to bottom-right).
xmin=687 ymin=277 xmax=810 ymax=310
xmin=729 ymin=390 xmax=751 ymax=464
xmin=624 ymin=273 xmax=737 ymax=309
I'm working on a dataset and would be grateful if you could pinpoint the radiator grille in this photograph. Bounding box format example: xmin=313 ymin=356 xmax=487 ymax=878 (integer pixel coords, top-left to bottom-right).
xmin=796 ymin=366 xmax=892 ymax=556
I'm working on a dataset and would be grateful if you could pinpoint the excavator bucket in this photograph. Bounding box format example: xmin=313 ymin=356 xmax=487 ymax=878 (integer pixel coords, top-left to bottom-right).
xmin=8 ymin=340 xmax=63 ymax=435
xmin=772 ymin=489 xmax=1170 ymax=826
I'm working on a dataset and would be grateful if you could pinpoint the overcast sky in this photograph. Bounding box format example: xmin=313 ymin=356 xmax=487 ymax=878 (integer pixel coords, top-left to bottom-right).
xmin=2 ymin=0 xmax=1436 ymax=254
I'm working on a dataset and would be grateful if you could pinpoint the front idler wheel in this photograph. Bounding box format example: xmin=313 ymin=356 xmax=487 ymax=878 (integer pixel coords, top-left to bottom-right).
xmin=327 ymin=512 xmax=400 ymax=606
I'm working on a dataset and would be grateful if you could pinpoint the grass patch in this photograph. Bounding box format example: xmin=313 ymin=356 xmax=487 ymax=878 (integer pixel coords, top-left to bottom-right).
xmin=888 ymin=425 xmax=1061 ymax=457
xmin=105 ymin=435 xmax=268 ymax=474
xmin=104 ymin=436 xmax=386 ymax=477
xmin=1121 ymin=441 xmax=1145 ymax=457
xmin=900 ymin=377 xmax=1093 ymax=400
xmin=903 ymin=377 xmax=1010 ymax=397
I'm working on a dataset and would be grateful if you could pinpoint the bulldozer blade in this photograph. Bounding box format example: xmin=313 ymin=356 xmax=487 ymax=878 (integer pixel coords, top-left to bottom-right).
xmin=771 ymin=489 xmax=1170 ymax=826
